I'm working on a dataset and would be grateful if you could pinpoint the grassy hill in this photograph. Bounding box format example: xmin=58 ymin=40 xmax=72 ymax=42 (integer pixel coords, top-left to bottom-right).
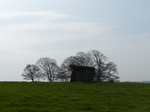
xmin=0 ymin=82 xmax=150 ymax=112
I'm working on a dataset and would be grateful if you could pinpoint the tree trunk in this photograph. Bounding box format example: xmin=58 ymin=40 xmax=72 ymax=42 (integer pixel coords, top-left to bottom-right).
xmin=97 ymin=69 xmax=102 ymax=81
xmin=31 ymin=77 xmax=34 ymax=82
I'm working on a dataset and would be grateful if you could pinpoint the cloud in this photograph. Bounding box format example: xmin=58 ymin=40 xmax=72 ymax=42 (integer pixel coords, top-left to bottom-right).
xmin=0 ymin=10 xmax=115 ymax=69
xmin=0 ymin=11 xmax=68 ymax=19
xmin=0 ymin=11 xmax=113 ymax=46
xmin=0 ymin=10 xmax=114 ymax=67
xmin=0 ymin=21 xmax=113 ymax=47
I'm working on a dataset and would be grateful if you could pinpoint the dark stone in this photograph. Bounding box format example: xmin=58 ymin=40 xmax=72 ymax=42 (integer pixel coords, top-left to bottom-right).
xmin=70 ymin=70 xmax=77 ymax=82
xmin=70 ymin=65 xmax=95 ymax=82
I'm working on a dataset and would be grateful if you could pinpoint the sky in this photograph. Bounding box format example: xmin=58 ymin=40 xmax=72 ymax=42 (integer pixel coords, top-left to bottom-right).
xmin=0 ymin=0 xmax=150 ymax=81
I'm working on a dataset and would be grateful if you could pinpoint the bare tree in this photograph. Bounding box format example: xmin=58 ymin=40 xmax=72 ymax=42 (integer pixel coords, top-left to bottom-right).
xmin=22 ymin=64 xmax=40 ymax=82
xmin=58 ymin=52 xmax=93 ymax=81
xmin=76 ymin=52 xmax=93 ymax=66
xmin=88 ymin=50 xmax=119 ymax=81
xmin=57 ymin=70 xmax=70 ymax=82
xmin=58 ymin=50 xmax=119 ymax=82
xmin=88 ymin=50 xmax=108 ymax=81
xmin=36 ymin=57 xmax=59 ymax=82
xmin=58 ymin=56 xmax=78 ymax=81
xmin=102 ymin=62 xmax=119 ymax=81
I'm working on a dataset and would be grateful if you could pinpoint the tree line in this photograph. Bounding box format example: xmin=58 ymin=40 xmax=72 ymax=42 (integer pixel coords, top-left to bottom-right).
xmin=22 ymin=50 xmax=119 ymax=82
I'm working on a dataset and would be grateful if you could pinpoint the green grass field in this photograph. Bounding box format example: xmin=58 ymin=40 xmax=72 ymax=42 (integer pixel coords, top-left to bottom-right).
xmin=0 ymin=82 xmax=150 ymax=112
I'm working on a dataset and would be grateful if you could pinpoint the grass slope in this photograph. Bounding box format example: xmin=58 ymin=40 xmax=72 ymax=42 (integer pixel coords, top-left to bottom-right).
xmin=0 ymin=82 xmax=150 ymax=112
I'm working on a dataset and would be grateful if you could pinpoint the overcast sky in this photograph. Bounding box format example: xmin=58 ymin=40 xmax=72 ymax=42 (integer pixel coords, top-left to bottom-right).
xmin=0 ymin=0 xmax=150 ymax=81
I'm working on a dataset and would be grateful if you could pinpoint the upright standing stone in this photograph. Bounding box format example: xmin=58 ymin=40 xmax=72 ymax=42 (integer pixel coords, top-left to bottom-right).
xmin=70 ymin=65 xmax=95 ymax=82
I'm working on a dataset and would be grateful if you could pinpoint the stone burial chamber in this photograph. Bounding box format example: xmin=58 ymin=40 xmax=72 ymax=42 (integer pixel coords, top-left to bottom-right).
xmin=69 ymin=64 xmax=95 ymax=82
